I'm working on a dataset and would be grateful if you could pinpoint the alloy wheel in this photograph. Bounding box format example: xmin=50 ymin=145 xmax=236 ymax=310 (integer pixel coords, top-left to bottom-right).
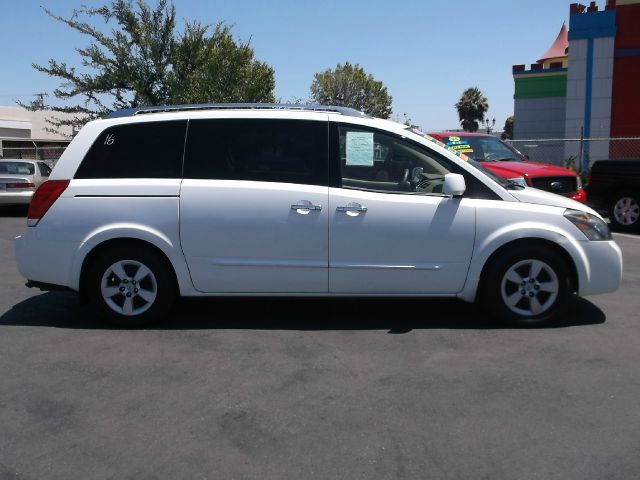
xmin=500 ymin=259 xmax=559 ymax=317
xmin=100 ymin=259 xmax=157 ymax=316
xmin=613 ymin=196 xmax=640 ymax=226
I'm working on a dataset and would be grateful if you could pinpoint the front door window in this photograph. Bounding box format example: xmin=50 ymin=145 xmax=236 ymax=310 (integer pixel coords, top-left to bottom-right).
xmin=338 ymin=126 xmax=454 ymax=195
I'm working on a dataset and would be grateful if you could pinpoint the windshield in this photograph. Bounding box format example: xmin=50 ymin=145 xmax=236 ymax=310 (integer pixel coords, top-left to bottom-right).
xmin=0 ymin=161 xmax=35 ymax=175
xmin=407 ymin=128 xmax=518 ymax=189
xmin=409 ymin=128 xmax=472 ymax=161
xmin=437 ymin=135 xmax=523 ymax=162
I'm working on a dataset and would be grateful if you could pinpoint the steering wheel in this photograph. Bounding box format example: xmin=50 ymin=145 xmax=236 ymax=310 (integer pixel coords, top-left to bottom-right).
xmin=484 ymin=153 xmax=501 ymax=161
xmin=398 ymin=168 xmax=411 ymax=191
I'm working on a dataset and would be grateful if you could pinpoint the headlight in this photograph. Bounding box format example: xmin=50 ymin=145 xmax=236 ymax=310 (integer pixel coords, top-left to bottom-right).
xmin=507 ymin=177 xmax=527 ymax=188
xmin=564 ymin=209 xmax=611 ymax=240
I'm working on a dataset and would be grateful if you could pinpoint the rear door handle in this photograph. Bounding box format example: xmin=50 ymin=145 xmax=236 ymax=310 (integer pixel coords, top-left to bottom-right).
xmin=291 ymin=203 xmax=322 ymax=211
xmin=337 ymin=205 xmax=367 ymax=212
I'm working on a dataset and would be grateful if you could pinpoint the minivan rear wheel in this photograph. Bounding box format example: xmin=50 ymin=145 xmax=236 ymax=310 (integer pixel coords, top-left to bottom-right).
xmin=481 ymin=245 xmax=572 ymax=327
xmin=87 ymin=245 xmax=177 ymax=327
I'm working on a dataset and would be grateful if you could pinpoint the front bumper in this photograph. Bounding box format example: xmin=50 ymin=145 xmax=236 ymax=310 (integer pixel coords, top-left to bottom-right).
xmin=578 ymin=239 xmax=623 ymax=296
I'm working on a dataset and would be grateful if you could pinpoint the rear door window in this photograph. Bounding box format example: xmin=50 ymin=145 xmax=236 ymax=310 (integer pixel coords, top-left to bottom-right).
xmin=75 ymin=121 xmax=187 ymax=179
xmin=183 ymin=119 xmax=328 ymax=186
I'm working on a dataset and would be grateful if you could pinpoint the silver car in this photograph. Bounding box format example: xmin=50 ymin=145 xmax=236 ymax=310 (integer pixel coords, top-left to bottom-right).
xmin=0 ymin=159 xmax=51 ymax=206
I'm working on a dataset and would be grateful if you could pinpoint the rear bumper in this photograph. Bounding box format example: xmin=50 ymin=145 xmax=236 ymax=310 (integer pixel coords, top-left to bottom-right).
xmin=0 ymin=191 xmax=33 ymax=205
xmin=15 ymin=231 xmax=80 ymax=291
xmin=584 ymin=189 xmax=608 ymax=211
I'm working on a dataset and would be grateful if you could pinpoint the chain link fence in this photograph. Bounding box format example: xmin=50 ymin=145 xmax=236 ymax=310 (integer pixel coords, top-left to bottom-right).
xmin=0 ymin=145 xmax=68 ymax=165
xmin=506 ymin=138 xmax=640 ymax=173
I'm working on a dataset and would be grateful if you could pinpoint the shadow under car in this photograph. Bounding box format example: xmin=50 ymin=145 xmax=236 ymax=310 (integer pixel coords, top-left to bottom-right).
xmin=0 ymin=292 xmax=606 ymax=332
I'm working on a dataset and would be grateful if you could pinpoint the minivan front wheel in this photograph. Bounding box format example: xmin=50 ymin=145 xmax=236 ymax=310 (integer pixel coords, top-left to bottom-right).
xmin=482 ymin=246 xmax=572 ymax=327
xmin=87 ymin=245 xmax=177 ymax=327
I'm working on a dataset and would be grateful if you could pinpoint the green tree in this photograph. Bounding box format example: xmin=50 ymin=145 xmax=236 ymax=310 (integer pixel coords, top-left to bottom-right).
xmin=455 ymin=87 xmax=489 ymax=132
xmin=20 ymin=0 xmax=275 ymax=134
xmin=501 ymin=116 xmax=514 ymax=140
xmin=310 ymin=62 xmax=392 ymax=118
xmin=167 ymin=22 xmax=275 ymax=105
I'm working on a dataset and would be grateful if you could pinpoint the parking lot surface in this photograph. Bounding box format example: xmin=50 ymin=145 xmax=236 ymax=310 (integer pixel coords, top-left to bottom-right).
xmin=1 ymin=209 xmax=639 ymax=480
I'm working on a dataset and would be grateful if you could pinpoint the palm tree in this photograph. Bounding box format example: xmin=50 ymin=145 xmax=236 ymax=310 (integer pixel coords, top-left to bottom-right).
xmin=455 ymin=87 xmax=489 ymax=132
xmin=501 ymin=116 xmax=514 ymax=139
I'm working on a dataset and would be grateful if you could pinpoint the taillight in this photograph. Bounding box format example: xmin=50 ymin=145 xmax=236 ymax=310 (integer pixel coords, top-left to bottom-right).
xmin=27 ymin=180 xmax=70 ymax=227
xmin=6 ymin=182 xmax=35 ymax=189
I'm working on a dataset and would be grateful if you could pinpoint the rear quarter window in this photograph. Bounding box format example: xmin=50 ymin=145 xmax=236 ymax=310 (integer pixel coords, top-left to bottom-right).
xmin=74 ymin=121 xmax=187 ymax=179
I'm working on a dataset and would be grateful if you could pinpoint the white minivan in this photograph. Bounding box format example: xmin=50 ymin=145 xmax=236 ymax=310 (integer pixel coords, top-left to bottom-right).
xmin=15 ymin=104 xmax=623 ymax=327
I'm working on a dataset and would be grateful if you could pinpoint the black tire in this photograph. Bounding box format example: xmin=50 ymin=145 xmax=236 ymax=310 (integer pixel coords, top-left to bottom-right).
xmin=608 ymin=191 xmax=640 ymax=232
xmin=86 ymin=244 xmax=177 ymax=327
xmin=480 ymin=245 xmax=572 ymax=327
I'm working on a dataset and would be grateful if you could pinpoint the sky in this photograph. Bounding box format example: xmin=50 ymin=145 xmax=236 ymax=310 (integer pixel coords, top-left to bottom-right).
xmin=0 ymin=0 xmax=572 ymax=131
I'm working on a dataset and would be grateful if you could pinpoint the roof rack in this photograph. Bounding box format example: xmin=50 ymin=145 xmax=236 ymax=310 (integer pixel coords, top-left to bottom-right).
xmin=105 ymin=103 xmax=370 ymax=119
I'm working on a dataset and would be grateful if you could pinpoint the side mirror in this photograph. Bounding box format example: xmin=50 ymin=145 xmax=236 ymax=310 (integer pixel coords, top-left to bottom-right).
xmin=523 ymin=154 xmax=530 ymax=161
xmin=443 ymin=173 xmax=466 ymax=197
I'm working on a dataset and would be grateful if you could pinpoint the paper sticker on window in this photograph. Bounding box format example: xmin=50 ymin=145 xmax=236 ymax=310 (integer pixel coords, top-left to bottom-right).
xmin=346 ymin=131 xmax=374 ymax=166
xmin=447 ymin=139 xmax=474 ymax=154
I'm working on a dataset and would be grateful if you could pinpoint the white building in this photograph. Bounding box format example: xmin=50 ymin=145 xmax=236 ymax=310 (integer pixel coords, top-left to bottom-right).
xmin=0 ymin=106 xmax=79 ymax=160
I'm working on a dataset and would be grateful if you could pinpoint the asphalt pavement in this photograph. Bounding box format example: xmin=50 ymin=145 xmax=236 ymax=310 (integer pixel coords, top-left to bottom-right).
xmin=1 ymin=209 xmax=639 ymax=480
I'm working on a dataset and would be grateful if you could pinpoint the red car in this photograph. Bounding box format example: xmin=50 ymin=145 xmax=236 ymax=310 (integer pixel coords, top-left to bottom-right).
xmin=427 ymin=132 xmax=586 ymax=203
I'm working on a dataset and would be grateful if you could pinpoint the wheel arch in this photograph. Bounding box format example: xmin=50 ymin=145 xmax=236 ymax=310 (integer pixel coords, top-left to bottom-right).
xmin=460 ymin=233 xmax=583 ymax=303
xmin=78 ymin=237 xmax=184 ymax=303
xmin=478 ymin=238 xmax=579 ymax=296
